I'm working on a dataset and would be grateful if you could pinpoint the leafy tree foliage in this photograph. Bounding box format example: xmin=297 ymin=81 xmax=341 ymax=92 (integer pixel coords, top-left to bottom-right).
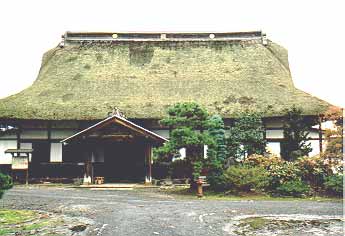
xmin=323 ymin=106 xmax=343 ymax=160
xmin=155 ymin=103 xmax=213 ymax=181
xmin=206 ymin=115 xmax=228 ymax=189
xmin=227 ymin=112 xmax=266 ymax=162
xmin=0 ymin=172 xmax=13 ymax=199
xmin=280 ymin=106 xmax=314 ymax=161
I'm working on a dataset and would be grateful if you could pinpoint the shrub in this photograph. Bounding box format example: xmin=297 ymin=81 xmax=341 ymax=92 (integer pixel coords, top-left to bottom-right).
xmin=0 ymin=172 xmax=13 ymax=199
xmin=275 ymin=179 xmax=311 ymax=197
xmin=295 ymin=156 xmax=333 ymax=188
xmin=207 ymin=172 xmax=227 ymax=191
xmin=223 ymin=165 xmax=271 ymax=192
xmin=324 ymin=174 xmax=343 ymax=196
xmin=268 ymin=161 xmax=301 ymax=189
xmin=244 ymin=154 xmax=283 ymax=169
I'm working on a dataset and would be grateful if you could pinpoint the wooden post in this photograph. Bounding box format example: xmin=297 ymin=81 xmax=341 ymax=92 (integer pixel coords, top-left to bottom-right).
xmin=26 ymin=153 xmax=29 ymax=185
xmin=145 ymin=144 xmax=152 ymax=184
xmin=84 ymin=158 xmax=93 ymax=184
xmin=26 ymin=169 xmax=29 ymax=186
xmin=16 ymin=125 xmax=20 ymax=149
xmin=148 ymin=146 xmax=152 ymax=182
xmin=318 ymin=116 xmax=323 ymax=154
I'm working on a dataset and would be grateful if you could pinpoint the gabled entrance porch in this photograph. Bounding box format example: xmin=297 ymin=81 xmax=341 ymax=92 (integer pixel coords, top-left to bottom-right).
xmin=61 ymin=114 xmax=167 ymax=184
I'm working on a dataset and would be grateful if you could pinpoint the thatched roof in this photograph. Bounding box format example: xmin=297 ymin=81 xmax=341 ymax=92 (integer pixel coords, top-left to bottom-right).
xmin=0 ymin=31 xmax=332 ymax=120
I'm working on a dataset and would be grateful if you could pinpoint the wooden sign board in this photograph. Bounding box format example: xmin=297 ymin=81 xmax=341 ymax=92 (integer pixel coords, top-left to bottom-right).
xmin=12 ymin=156 xmax=28 ymax=170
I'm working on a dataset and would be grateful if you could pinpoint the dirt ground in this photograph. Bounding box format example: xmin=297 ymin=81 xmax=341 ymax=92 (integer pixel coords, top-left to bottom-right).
xmin=1 ymin=186 xmax=343 ymax=236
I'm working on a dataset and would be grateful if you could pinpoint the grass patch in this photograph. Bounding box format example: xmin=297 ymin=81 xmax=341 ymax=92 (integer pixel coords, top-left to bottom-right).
xmin=0 ymin=209 xmax=39 ymax=235
xmin=0 ymin=209 xmax=70 ymax=235
xmin=0 ymin=209 xmax=36 ymax=225
xmin=239 ymin=217 xmax=268 ymax=230
xmin=22 ymin=220 xmax=50 ymax=231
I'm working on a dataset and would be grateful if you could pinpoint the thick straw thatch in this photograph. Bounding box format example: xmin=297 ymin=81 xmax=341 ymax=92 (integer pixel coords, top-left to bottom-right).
xmin=0 ymin=32 xmax=331 ymax=120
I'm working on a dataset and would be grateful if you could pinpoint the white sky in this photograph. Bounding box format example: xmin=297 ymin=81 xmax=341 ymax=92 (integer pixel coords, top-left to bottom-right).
xmin=0 ymin=0 xmax=344 ymax=107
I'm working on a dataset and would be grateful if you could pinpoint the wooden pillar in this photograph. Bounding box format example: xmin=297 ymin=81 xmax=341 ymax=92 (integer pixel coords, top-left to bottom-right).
xmin=47 ymin=121 xmax=52 ymax=162
xmin=16 ymin=124 xmax=21 ymax=149
xmin=145 ymin=144 xmax=152 ymax=184
xmin=25 ymin=158 xmax=29 ymax=186
xmin=83 ymin=146 xmax=93 ymax=184
xmin=318 ymin=116 xmax=323 ymax=154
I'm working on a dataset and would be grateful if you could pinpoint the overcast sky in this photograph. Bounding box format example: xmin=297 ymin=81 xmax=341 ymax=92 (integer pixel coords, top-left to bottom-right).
xmin=0 ymin=0 xmax=344 ymax=107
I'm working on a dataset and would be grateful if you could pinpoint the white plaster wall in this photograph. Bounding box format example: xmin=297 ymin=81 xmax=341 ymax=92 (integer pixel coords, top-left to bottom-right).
xmin=179 ymin=148 xmax=186 ymax=159
xmin=0 ymin=140 xmax=17 ymax=164
xmin=51 ymin=130 xmax=78 ymax=139
xmin=0 ymin=133 xmax=17 ymax=139
xmin=204 ymin=145 xmax=208 ymax=159
xmin=266 ymin=129 xmax=284 ymax=139
xmin=306 ymin=140 xmax=320 ymax=157
xmin=50 ymin=143 xmax=62 ymax=162
xmin=152 ymin=130 xmax=170 ymax=139
xmin=21 ymin=130 xmax=48 ymax=139
xmin=308 ymin=131 xmax=321 ymax=139
xmin=266 ymin=142 xmax=281 ymax=156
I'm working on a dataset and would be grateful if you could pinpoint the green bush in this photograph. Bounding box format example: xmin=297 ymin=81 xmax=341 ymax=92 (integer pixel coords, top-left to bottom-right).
xmin=296 ymin=156 xmax=334 ymax=188
xmin=324 ymin=174 xmax=343 ymax=196
xmin=0 ymin=172 xmax=13 ymax=199
xmin=224 ymin=165 xmax=271 ymax=192
xmin=267 ymin=162 xmax=302 ymax=190
xmin=207 ymin=171 xmax=227 ymax=191
xmin=275 ymin=179 xmax=311 ymax=197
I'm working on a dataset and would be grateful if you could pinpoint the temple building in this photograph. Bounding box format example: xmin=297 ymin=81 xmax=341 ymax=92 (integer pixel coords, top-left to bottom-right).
xmin=0 ymin=31 xmax=333 ymax=183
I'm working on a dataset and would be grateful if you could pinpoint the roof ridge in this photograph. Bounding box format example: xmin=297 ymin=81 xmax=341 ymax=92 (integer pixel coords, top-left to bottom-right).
xmin=62 ymin=31 xmax=266 ymax=45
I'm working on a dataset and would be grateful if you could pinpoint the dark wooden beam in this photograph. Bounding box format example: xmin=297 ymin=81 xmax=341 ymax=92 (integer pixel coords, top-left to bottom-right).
xmin=16 ymin=124 xmax=21 ymax=149
xmin=318 ymin=116 xmax=323 ymax=154
xmin=88 ymin=134 xmax=134 ymax=139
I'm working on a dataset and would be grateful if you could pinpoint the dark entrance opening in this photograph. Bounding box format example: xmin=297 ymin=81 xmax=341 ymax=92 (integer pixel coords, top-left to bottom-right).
xmin=93 ymin=142 xmax=145 ymax=182
xmin=30 ymin=141 xmax=50 ymax=178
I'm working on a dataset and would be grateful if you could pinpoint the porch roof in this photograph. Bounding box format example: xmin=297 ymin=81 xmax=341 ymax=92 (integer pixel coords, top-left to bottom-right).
xmin=60 ymin=114 xmax=168 ymax=144
xmin=5 ymin=149 xmax=34 ymax=154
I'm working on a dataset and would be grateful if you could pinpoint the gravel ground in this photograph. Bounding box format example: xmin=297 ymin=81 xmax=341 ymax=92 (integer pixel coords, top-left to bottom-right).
xmin=1 ymin=186 xmax=343 ymax=236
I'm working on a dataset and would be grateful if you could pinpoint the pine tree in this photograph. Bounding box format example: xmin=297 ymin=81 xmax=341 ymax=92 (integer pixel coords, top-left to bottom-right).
xmin=281 ymin=106 xmax=313 ymax=161
xmin=227 ymin=112 xmax=266 ymax=162
xmin=155 ymin=102 xmax=213 ymax=182
xmin=206 ymin=115 xmax=228 ymax=190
